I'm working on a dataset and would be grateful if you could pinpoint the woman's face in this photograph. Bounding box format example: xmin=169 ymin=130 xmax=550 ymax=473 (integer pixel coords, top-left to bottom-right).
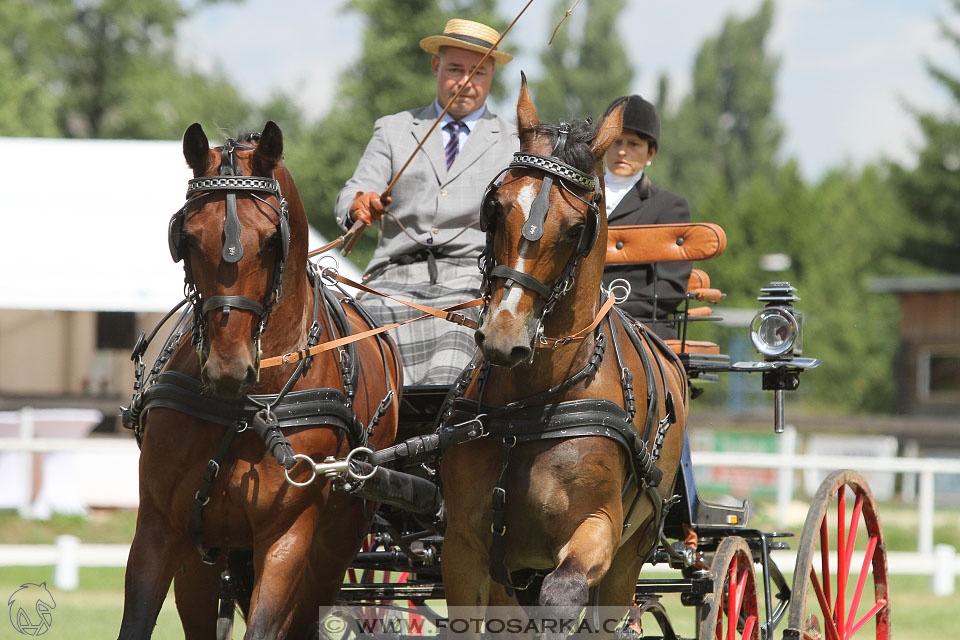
xmin=604 ymin=129 xmax=656 ymax=177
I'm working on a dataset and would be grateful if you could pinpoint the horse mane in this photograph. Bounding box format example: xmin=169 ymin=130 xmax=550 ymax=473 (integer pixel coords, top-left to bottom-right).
xmin=517 ymin=118 xmax=597 ymax=174
xmin=236 ymin=131 xmax=262 ymax=145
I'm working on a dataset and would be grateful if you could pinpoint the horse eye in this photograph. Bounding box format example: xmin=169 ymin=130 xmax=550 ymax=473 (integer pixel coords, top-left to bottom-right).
xmin=563 ymin=223 xmax=585 ymax=243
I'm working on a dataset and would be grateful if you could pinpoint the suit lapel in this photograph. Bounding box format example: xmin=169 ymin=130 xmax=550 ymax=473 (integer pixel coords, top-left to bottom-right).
xmin=607 ymin=174 xmax=650 ymax=224
xmin=410 ymin=105 xmax=445 ymax=184
xmin=444 ymin=110 xmax=499 ymax=185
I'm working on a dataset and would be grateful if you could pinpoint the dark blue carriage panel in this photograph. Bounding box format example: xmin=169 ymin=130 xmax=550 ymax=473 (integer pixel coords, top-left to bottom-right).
xmin=663 ymin=429 xmax=750 ymax=541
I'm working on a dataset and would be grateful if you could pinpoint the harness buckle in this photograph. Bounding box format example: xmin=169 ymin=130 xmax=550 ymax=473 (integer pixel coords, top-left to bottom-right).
xmin=203 ymin=459 xmax=220 ymax=482
xmin=492 ymin=486 xmax=507 ymax=509
xmin=194 ymin=491 xmax=210 ymax=507
xmin=491 ymin=522 xmax=507 ymax=536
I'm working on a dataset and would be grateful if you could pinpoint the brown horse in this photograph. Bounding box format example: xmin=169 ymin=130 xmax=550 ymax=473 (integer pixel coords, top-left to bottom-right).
xmin=118 ymin=121 xmax=400 ymax=639
xmin=439 ymin=79 xmax=689 ymax=633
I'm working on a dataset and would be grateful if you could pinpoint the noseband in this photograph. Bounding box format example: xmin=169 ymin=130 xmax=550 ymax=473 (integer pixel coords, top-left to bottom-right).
xmin=168 ymin=138 xmax=291 ymax=363
xmin=479 ymin=122 xmax=602 ymax=334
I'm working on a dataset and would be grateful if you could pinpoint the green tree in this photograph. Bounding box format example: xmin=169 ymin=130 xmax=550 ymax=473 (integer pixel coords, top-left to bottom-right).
xmin=0 ymin=0 xmax=255 ymax=140
xmin=530 ymin=0 xmax=633 ymax=123
xmin=286 ymin=0 xmax=504 ymax=266
xmin=891 ymin=0 xmax=960 ymax=273
xmin=795 ymin=166 xmax=910 ymax=411
xmin=657 ymin=0 xmax=782 ymax=205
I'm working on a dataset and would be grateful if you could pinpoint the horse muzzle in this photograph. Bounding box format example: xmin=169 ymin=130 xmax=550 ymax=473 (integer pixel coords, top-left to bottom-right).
xmin=475 ymin=307 xmax=537 ymax=367
xmin=200 ymin=345 xmax=259 ymax=399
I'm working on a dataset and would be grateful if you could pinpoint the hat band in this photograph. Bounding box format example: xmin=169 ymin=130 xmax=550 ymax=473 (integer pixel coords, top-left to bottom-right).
xmin=443 ymin=32 xmax=497 ymax=50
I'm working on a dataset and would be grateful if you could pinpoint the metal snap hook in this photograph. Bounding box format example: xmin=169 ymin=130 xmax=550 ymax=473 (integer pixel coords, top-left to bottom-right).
xmin=283 ymin=453 xmax=318 ymax=487
xmin=345 ymin=447 xmax=377 ymax=481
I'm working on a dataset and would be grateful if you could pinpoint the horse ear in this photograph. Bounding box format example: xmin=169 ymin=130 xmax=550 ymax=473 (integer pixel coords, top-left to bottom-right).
xmin=516 ymin=71 xmax=539 ymax=148
xmin=254 ymin=121 xmax=284 ymax=172
xmin=182 ymin=122 xmax=210 ymax=172
xmin=591 ymin=100 xmax=624 ymax=160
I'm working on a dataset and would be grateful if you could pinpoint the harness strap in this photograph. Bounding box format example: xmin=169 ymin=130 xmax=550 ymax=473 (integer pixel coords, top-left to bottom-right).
xmin=135 ymin=371 xmax=359 ymax=441
xmin=189 ymin=422 xmax=244 ymax=564
xmin=488 ymin=436 xmax=516 ymax=596
xmin=260 ymin=294 xmax=483 ymax=368
xmin=490 ymin=264 xmax=551 ymax=300
xmin=201 ymin=295 xmax=264 ymax=317
xmin=536 ymin=294 xmax=615 ymax=349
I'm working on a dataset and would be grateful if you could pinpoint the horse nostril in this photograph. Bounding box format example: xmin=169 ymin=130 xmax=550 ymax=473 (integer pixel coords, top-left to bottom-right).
xmin=474 ymin=330 xmax=486 ymax=349
xmin=244 ymin=365 xmax=258 ymax=387
xmin=510 ymin=345 xmax=531 ymax=364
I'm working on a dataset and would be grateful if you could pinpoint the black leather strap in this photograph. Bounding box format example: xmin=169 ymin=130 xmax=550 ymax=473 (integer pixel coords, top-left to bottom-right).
xmin=489 ymin=264 xmax=552 ymax=300
xmin=138 ymin=371 xmax=359 ymax=441
xmin=201 ymin=295 xmax=264 ymax=317
xmin=189 ymin=422 xmax=243 ymax=564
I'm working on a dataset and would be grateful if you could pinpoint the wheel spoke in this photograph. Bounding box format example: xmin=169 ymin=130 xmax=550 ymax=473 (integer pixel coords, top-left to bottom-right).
xmin=845 ymin=536 xmax=878 ymax=637
xmin=849 ymin=600 xmax=887 ymax=636
xmin=727 ymin=554 xmax=739 ymax=640
xmin=844 ymin=493 xmax=864 ymax=577
xmin=836 ymin=488 xmax=846 ymax=636
xmin=810 ymin=569 xmax=841 ymax=640
xmin=741 ymin=615 xmax=757 ymax=640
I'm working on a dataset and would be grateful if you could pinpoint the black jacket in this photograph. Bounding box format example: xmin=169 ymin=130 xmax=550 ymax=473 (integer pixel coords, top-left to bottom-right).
xmin=603 ymin=174 xmax=692 ymax=339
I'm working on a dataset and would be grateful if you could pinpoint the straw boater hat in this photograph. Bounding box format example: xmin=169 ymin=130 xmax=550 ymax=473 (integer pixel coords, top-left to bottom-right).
xmin=419 ymin=19 xmax=513 ymax=64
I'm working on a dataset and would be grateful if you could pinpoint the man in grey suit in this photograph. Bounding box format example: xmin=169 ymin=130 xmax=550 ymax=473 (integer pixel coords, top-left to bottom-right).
xmin=335 ymin=19 xmax=518 ymax=385
xmin=601 ymin=95 xmax=692 ymax=339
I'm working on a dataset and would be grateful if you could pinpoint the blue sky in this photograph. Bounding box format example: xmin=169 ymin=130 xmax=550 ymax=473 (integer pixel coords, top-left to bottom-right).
xmin=180 ymin=0 xmax=960 ymax=180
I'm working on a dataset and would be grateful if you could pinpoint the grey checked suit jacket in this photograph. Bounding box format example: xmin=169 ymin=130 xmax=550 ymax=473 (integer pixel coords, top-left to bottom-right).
xmin=336 ymin=104 xmax=518 ymax=274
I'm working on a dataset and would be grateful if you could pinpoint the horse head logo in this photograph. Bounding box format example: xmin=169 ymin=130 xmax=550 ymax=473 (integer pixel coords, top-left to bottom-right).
xmin=7 ymin=582 xmax=56 ymax=636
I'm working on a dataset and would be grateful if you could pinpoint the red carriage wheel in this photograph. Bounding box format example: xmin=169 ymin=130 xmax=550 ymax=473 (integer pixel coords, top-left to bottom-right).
xmin=786 ymin=469 xmax=890 ymax=640
xmin=699 ymin=536 xmax=761 ymax=640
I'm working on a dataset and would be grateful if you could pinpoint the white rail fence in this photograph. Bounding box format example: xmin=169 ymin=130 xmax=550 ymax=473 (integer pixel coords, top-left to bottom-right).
xmin=2 ymin=420 xmax=959 ymax=594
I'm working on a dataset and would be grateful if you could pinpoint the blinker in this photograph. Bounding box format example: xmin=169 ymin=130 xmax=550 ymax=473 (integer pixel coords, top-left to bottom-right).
xmin=522 ymin=122 xmax=570 ymax=243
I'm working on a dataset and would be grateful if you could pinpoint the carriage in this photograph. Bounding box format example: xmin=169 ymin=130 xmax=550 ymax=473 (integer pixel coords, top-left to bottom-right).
xmin=119 ymin=88 xmax=889 ymax=640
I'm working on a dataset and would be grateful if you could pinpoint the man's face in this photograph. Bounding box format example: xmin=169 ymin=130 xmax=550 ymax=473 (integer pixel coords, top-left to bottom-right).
xmin=433 ymin=47 xmax=494 ymax=120
xmin=604 ymin=129 xmax=656 ymax=178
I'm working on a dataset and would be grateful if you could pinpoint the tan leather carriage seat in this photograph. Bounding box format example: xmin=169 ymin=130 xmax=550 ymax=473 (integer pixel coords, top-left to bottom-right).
xmin=605 ymin=223 xmax=727 ymax=355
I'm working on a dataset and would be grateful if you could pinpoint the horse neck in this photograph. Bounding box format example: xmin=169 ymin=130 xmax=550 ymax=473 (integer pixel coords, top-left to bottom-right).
xmin=258 ymin=165 xmax=313 ymax=358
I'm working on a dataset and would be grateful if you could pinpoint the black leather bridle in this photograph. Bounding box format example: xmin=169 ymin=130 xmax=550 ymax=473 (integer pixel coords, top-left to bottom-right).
xmin=478 ymin=122 xmax=603 ymax=339
xmin=168 ymin=138 xmax=291 ymax=366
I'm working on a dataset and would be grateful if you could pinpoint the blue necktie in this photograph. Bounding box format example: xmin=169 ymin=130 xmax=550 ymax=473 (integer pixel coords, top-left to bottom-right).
xmin=444 ymin=120 xmax=468 ymax=170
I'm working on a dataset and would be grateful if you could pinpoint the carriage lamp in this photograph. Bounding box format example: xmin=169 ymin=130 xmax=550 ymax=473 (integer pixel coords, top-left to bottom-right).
xmin=750 ymin=283 xmax=803 ymax=359
xmin=733 ymin=282 xmax=820 ymax=433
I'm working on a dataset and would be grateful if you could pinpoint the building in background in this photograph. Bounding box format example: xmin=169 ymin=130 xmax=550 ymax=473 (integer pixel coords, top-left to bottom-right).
xmin=0 ymin=137 xmax=362 ymax=432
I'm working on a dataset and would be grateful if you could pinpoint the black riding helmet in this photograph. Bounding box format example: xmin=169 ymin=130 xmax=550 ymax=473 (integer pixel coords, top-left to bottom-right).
xmin=604 ymin=95 xmax=660 ymax=151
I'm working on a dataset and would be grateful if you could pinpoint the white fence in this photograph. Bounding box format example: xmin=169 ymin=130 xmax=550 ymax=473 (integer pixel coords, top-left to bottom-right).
xmin=2 ymin=418 xmax=959 ymax=594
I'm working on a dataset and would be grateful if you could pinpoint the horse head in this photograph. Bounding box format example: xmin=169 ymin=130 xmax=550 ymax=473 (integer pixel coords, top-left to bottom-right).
xmin=475 ymin=75 xmax=623 ymax=367
xmin=173 ymin=121 xmax=295 ymax=398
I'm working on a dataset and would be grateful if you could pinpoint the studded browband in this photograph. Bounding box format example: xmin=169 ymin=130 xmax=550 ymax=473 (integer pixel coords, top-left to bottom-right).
xmin=508 ymin=152 xmax=596 ymax=191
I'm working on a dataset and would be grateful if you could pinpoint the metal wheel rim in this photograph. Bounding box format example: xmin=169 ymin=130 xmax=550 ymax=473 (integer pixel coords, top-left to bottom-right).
xmin=699 ymin=536 xmax=761 ymax=640
xmin=787 ymin=469 xmax=890 ymax=640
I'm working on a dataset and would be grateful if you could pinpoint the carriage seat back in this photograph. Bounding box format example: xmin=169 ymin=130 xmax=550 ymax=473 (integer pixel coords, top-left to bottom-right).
xmin=606 ymin=222 xmax=726 ymax=264
xmin=605 ymin=223 xmax=727 ymax=357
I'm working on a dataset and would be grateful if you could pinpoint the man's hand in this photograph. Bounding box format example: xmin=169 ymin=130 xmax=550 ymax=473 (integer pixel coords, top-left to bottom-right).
xmin=349 ymin=191 xmax=391 ymax=226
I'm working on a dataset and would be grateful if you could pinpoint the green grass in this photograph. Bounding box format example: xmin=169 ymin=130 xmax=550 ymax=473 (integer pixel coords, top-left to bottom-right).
xmin=0 ymin=567 xmax=954 ymax=639
xmin=2 ymin=506 xmax=958 ymax=638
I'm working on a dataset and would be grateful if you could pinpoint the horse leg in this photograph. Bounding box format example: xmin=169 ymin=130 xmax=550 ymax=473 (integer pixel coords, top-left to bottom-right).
xmin=243 ymin=508 xmax=352 ymax=640
xmin=173 ymin=553 xmax=226 ymax=640
xmin=117 ymin=494 xmax=191 ymax=639
xmin=536 ymin=516 xmax=619 ymax=639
